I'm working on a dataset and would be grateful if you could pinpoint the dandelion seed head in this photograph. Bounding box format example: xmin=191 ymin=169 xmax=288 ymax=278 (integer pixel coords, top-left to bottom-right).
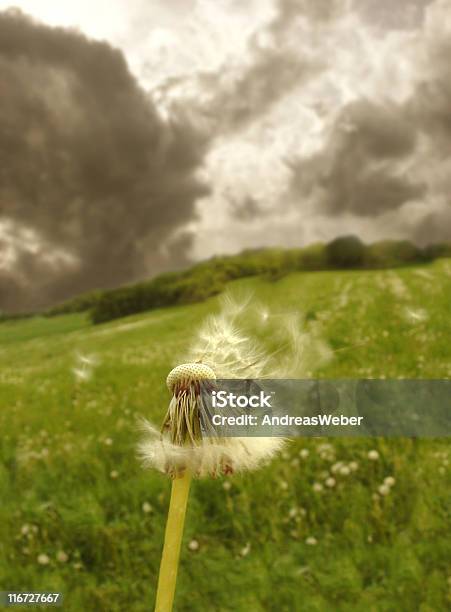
xmin=139 ymin=292 xmax=328 ymax=478
xmin=182 ymin=292 xmax=330 ymax=379
xmin=37 ymin=553 xmax=50 ymax=565
xmin=166 ymin=363 xmax=216 ymax=393
xmin=138 ymin=421 xmax=284 ymax=478
xmin=325 ymin=477 xmax=336 ymax=488
xmin=368 ymin=450 xmax=380 ymax=461
xmin=384 ymin=476 xmax=396 ymax=487
xmin=305 ymin=536 xmax=317 ymax=546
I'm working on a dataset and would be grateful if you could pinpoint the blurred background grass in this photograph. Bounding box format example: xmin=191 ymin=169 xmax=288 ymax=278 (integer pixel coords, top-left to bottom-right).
xmin=1 ymin=259 xmax=450 ymax=611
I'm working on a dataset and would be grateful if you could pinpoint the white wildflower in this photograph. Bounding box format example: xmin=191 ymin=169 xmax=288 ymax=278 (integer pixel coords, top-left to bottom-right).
xmin=37 ymin=553 xmax=50 ymax=565
xmin=240 ymin=543 xmax=251 ymax=557
xmin=142 ymin=502 xmax=153 ymax=514
xmin=56 ymin=551 xmax=68 ymax=563
xmin=188 ymin=539 xmax=199 ymax=551
xmin=339 ymin=465 xmax=351 ymax=476
xmin=349 ymin=461 xmax=358 ymax=472
xmin=368 ymin=450 xmax=380 ymax=461
xmin=299 ymin=449 xmax=309 ymax=459
xmin=222 ymin=481 xmax=232 ymax=491
xmin=313 ymin=482 xmax=323 ymax=492
xmin=305 ymin=537 xmax=317 ymax=546
xmin=383 ymin=476 xmax=396 ymax=487
xmin=325 ymin=477 xmax=336 ymax=488
xmin=331 ymin=461 xmax=343 ymax=474
xmin=110 ymin=470 xmax=119 ymax=479
xmin=378 ymin=484 xmax=390 ymax=496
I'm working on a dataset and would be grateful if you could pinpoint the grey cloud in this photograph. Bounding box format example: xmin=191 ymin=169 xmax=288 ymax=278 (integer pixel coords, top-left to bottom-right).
xmin=289 ymin=100 xmax=424 ymax=217
xmin=411 ymin=207 xmax=451 ymax=245
xmin=409 ymin=38 xmax=451 ymax=148
xmin=0 ymin=10 xmax=208 ymax=312
xmin=200 ymin=49 xmax=322 ymax=133
xmin=270 ymin=0 xmax=350 ymax=34
xmin=229 ymin=195 xmax=268 ymax=221
xmin=162 ymin=0 xmax=329 ymax=135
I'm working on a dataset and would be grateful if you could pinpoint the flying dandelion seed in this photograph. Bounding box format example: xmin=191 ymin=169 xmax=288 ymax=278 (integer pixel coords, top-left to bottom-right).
xmin=72 ymin=352 xmax=99 ymax=382
xmin=404 ymin=307 xmax=428 ymax=323
xmin=72 ymin=367 xmax=91 ymax=382
xmin=139 ymin=292 xmax=329 ymax=611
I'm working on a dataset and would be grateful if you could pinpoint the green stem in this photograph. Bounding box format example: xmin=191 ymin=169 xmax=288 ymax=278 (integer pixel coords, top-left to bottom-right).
xmin=155 ymin=471 xmax=192 ymax=612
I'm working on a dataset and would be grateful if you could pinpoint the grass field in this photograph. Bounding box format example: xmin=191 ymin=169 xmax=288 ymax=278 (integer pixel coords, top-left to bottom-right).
xmin=1 ymin=261 xmax=450 ymax=611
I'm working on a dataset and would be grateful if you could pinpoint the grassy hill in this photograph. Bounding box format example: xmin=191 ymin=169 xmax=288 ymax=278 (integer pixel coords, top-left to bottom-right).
xmin=1 ymin=260 xmax=450 ymax=611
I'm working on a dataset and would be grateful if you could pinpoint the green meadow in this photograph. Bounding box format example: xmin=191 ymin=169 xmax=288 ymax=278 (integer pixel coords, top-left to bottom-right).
xmin=1 ymin=260 xmax=450 ymax=611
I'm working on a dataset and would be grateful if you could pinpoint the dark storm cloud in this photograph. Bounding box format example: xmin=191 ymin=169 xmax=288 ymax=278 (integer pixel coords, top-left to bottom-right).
xmin=409 ymin=37 xmax=451 ymax=147
xmin=161 ymin=0 xmax=331 ymax=135
xmin=220 ymin=0 xmax=351 ymax=130
xmin=289 ymin=100 xmax=424 ymax=217
xmin=357 ymin=0 xmax=433 ymax=30
xmin=198 ymin=48 xmax=322 ymax=133
xmin=411 ymin=207 xmax=451 ymax=245
xmin=0 ymin=10 xmax=208 ymax=312
xmin=229 ymin=195 xmax=267 ymax=221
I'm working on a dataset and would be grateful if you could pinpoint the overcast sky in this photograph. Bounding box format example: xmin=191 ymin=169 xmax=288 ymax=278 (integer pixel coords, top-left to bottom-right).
xmin=0 ymin=0 xmax=450 ymax=311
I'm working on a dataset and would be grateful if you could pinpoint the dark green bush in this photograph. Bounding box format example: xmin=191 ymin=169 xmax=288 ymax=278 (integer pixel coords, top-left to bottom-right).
xmin=366 ymin=240 xmax=423 ymax=268
xmin=326 ymin=235 xmax=366 ymax=268
xmin=27 ymin=238 xmax=448 ymax=326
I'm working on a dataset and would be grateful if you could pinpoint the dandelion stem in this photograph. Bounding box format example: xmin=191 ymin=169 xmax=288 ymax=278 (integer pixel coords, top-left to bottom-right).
xmin=155 ymin=470 xmax=192 ymax=612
